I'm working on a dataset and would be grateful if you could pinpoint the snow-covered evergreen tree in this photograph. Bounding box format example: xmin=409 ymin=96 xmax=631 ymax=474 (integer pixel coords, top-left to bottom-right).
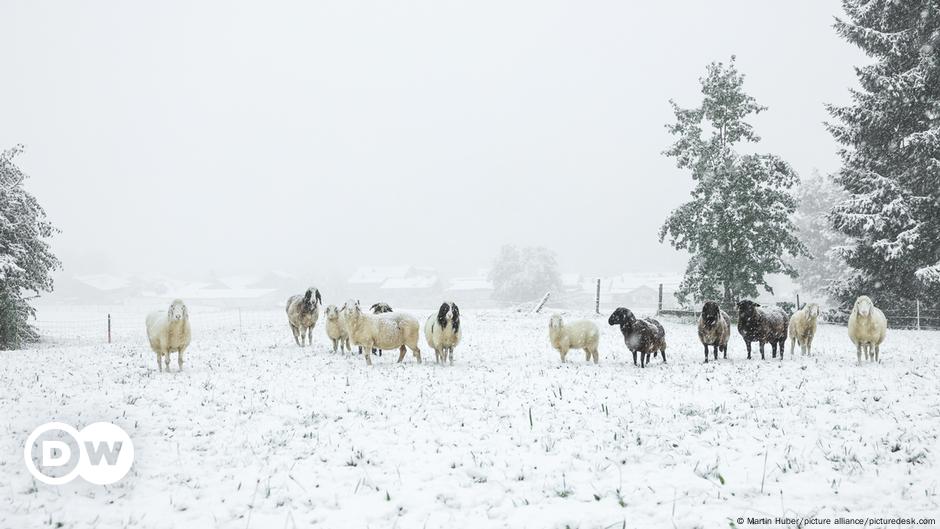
xmin=659 ymin=57 xmax=808 ymax=306
xmin=791 ymin=170 xmax=853 ymax=301
xmin=826 ymin=0 xmax=940 ymax=310
xmin=488 ymin=245 xmax=560 ymax=302
xmin=0 ymin=146 xmax=61 ymax=349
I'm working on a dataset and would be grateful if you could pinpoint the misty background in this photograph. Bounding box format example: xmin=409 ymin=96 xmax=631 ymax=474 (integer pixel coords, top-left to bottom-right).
xmin=1 ymin=1 xmax=865 ymax=303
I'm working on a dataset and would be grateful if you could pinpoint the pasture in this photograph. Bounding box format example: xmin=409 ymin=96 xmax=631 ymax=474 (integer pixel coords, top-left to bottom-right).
xmin=1 ymin=308 xmax=938 ymax=528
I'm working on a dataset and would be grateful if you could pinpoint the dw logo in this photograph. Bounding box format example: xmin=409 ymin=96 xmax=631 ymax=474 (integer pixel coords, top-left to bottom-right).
xmin=23 ymin=422 xmax=134 ymax=485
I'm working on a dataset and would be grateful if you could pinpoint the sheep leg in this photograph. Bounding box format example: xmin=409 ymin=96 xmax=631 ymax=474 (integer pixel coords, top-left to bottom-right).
xmin=721 ymin=345 xmax=727 ymax=359
xmin=703 ymin=344 xmax=709 ymax=363
xmin=164 ymin=352 xmax=171 ymax=371
xmin=875 ymin=344 xmax=880 ymax=362
xmin=559 ymin=346 xmax=568 ymax=363
xmin=155 ymin=351 xmax=164 ymax=372
xmin=790 ymin=337 xmax=796 ymax=356
xmin=397 ymin=345 xmax=407 ymax=363
xmin=434 ymin=348 xmax=442 ymax=364
xmin=759 ymin=341 xmax=766 ymax=360
xmin=771 ymin=341 xmax=777 ymax=359
xmin=712 ymin=345 xmax=718 ymax=361
xmin=290 ymin=324 xmax=301 ymax=346
xmin=448 ymin=347 xmax=455 ymax=365
xmin=806 ymin=337 xmax=812 ymax=356
xmin=856 ymin=343 xmax=862 ymax=363
xmin=631 ymin=350 xmax=637 ymax=366
xmin=779 ymin=340 xmax=786 ymax=360
xmin=744 ymin=340 xmax=752 ymax=360
xmin=660 ymin=347 xmax=667 ymax=363
xmin=363 ymin=341 xmax=373 ymax=366
xmin=413 ymin=345 xmax=422 ymax=363
xmin=585 ymin=349 xmax=591 ymax=362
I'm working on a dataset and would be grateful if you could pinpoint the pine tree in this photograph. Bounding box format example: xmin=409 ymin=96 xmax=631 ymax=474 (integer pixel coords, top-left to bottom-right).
xmin=826 ymin=1 xmax=940 ymax=311
xmin=659 ymin=57 xmax=808 ymax=307
xmin=0 ymin=146 xmax=61 ymax=349
xmin=791 ymin=170 xmax=853 ymax=301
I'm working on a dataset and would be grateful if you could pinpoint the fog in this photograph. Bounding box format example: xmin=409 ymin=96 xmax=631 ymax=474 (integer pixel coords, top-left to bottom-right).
xmin=0 ymin=0 xmax=864 ymax=283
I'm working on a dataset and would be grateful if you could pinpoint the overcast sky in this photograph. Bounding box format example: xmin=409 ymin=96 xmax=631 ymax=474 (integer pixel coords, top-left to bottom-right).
xmin=0 ymin=0 xmax=865 ymax=281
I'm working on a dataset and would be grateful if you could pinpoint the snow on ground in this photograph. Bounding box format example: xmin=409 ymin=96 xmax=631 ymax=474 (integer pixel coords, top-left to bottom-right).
xmin=1 ymin=308 xmax=938 ymax=528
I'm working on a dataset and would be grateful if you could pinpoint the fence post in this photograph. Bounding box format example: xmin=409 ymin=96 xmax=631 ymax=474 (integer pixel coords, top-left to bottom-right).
xmin=107 ymin=313 xmax=111 ymax=344
xmin=796 ymin=294 xmax=801 ymax=310
xmin=238 ymin=308 xmax=243 ymax=334
xmin=595 ymin=279 xmax=601 ymax=315
xmin=658 ymin=284 xmax=663 ymax=315
xmin=533 ymin=292 xmax=551 ymax=314
xmin=916 ymin=299 xmax=921 ymax=330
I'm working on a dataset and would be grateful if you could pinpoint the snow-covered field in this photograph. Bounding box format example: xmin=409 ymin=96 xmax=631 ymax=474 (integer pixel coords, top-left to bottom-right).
xmin=1 ymin=308 xmax=938 ymax=528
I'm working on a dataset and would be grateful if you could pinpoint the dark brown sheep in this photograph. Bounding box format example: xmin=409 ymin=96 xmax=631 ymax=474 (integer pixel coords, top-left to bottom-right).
xmin=698 ymin=301 xmax=730 ymax=362
xmin=736 ymin=300 xmax=788 ymax=360
xmin=608 ymin=307 xmax=667 ymax=368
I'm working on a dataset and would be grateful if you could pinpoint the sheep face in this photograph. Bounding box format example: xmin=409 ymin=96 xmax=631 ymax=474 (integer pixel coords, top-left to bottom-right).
xmin=736 ymin=300 xmax=760 ymax=320
xmin=549 ymin=314 xmax=564 ymax=329
xmin=608 ymin=307 xmax=636 ymax=330
xmin=437 ymin=302 xmax=460 ymax=333
xmin=168 ymin=299 xmax=188 ymax=322
xmin=370 ymin=302 xmax=393 ymax=314
xmin=302 ymin=287 xmax=322 ymax=313
xmin=325 ymin=305 xmax=340 ymax=320
xmin=854 ymin=295 xmax=873 ymax=317
xmin=701 ymin=301 xmax=721 ymax=325
xmin=807 ymin=303 xmax=820 ymax=319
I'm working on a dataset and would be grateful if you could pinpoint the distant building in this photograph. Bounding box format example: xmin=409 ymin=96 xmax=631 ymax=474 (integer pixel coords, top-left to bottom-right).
xmin=346 ymin=266 xmax=441 ymax=308
xmin=444 ymin=275 xmax=494 ymax=307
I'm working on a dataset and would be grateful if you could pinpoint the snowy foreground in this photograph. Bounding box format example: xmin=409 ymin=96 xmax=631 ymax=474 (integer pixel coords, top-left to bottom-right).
xmin=1 ymin=309 xmax=939 ymax=528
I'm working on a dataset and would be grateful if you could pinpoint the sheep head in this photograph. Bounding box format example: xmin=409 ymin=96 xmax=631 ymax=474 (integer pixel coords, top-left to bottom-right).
xmin=371 ymin=302 xmax=393 ymax=314
xmin=437 ymin=302 xmax=460 ymax=333
xmin=854 ymin=296 xmax=873 ymax=317
xmin=549 ymin=314 xmax=564 ymax=329
xmin=325 ymin=305 xmax=339 ymax=320
xmin=608 ymin=307 xmax=635 ymax=330
xmin=736 ymin=300 xmax=760 ymax=320
xmin=168 ymin=299 xmax=188 ymax=322
xmin=701 ymin=301 xmax=720 ymax=325
xmin=806 ymin=303 xmax=820 ymax=319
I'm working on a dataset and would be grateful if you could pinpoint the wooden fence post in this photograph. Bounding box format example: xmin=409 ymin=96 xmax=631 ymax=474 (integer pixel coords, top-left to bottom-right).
xmin=796 ymin=294 xmax=801 ymax=310
xmin=533 ymin=292 xmax=551 ymax=314
xmin=658 ymin=284 xmax=663 ymax=315
xmin=916 ymin=299 xmax=921 ymax=330
xmin=107 ymin=313 xmax=111 ymax=344
xmin=595 ymin=279 xmax=601 ymax=315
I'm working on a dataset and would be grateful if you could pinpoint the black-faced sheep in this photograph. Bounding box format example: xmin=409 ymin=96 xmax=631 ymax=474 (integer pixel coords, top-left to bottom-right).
xmin=324 ymin=304 xmax=350 ymax=354
xmin=146 ymin=299 xmax=191 ymax=372
xmin=548 ymin=314 xmax=600 ymax=364
xmin=286 ymin=287 xmax=321 ymax=347
xmin=425 ymin=301 xmax=461 ymax=365
xmin=371 ymin=302 xmax=393 ymax=314
xmin=697 ymin=301 xmax=730 ymax=362
xmin=788 ymin=303 xmax=820 ymax=356
xmin=848 ymin=295 xmax=887 ymax=363
xmin=345 ymin=301 xmax=421 ymax=366
xmin=608 ymin=307 xmax=666 ymax=368
xmin=736 ymin=300 xmax=788 ymax=360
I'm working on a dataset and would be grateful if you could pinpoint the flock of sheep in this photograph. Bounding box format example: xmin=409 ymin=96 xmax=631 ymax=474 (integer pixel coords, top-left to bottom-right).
xmin=143 ymin=287 xmax=889 ymax=372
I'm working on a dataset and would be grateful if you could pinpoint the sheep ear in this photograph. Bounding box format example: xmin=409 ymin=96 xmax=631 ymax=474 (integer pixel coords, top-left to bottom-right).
xmin=316 ymin=290 xmax=322 ymax=304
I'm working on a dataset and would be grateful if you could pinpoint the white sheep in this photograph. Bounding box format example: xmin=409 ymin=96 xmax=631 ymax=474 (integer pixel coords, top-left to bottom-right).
xmin=788 ymin=303 xmax=820 ymax=355
xmin=145 ymin=299 xmax=191 ymax=372
xmin=848 ymin=295 xmax=888 ymax=363
xmin=324 ymin=304 xmax=350 ymax=354
xmin=345 ymin=301 xmax=422 ymax=366
xmin=424 ymin=301 xmax=461 ymax=365
xmin=286 ymin=287 xmax=321 ymax=347
xmin=548 ymin=314 xmax=600 ymax=364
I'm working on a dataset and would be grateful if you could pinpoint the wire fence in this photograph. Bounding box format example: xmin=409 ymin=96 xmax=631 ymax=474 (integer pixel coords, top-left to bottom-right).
xmin=28 ymin=289 xmax=940 ymax=347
